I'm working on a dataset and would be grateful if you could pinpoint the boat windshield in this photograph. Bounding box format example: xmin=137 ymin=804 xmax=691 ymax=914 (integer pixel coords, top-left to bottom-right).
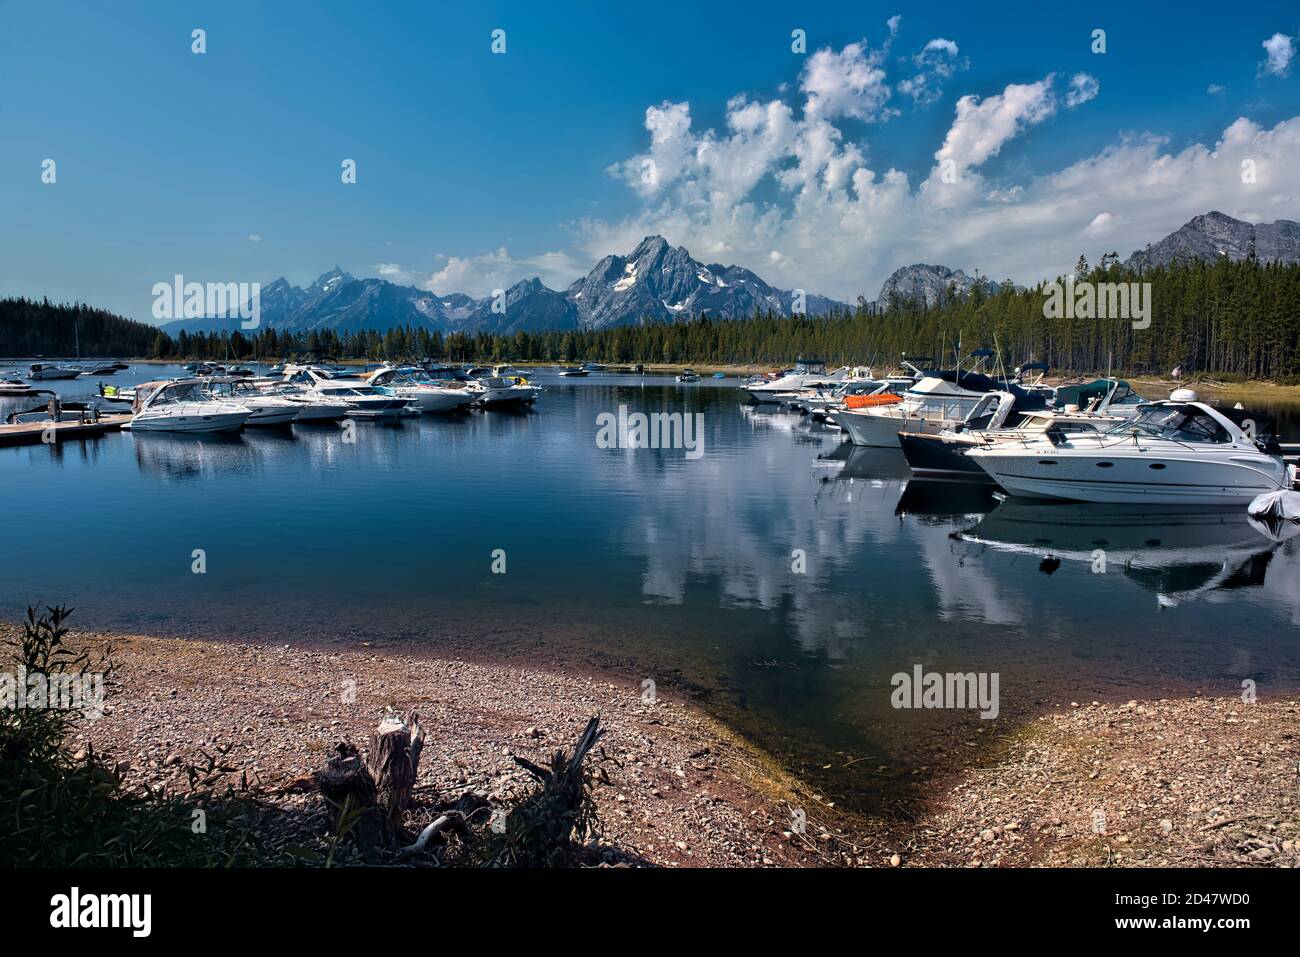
xmin=1106 ymin=404 xmax=1230 ymax=443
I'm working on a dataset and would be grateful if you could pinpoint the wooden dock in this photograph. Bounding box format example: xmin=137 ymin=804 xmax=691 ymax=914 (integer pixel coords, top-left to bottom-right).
xmin=0 ymin=413 xmax=132 ymax=448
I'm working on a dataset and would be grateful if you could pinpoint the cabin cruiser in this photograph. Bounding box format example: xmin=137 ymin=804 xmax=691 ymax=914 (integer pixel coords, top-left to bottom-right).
xmin=125 ymin=379 xmax=252 ymax=433
xmin=966 ymin=391 xmax=1289 ymax=505
xmin=202 ymin=376 xmax=301 ymax=426
xmin=27 ymin=363 xmax=81 ymax=380
xmin=363 ymin=365 xmax=477 ymax=413
xmin=476 ymin=370 xmax=541 ymax=407
xmin=897 ymin=379 xmax=1145 ymax=480
xmin=302 ymin=376 xmax=414 ymax=418
xmin=900 ymin=404 xmax=1127 ymax=480
xmin=676 ymin=369 xmax=700 ymax=383
xmin=251 ymin=381 xmax=349 ymax=421
xmin=828 ymin=370 xmax=1009 ymax=447
xmin=795 ymin=374 xmax=912 ymax=419
xmin=744 ymin=359 xmax=846 ymax=403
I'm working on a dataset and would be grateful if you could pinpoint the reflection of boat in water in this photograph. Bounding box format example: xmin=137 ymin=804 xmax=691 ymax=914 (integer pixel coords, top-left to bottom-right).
xmin=131 ymin=431 xmax=254 ymax=481
xmin=834 ymin=445 xmax=913 ymax=482
xmin=954 ymin=500 xmax=1278 ymax=607
xmin=894 ymin=478 xmax=1001 ymax=517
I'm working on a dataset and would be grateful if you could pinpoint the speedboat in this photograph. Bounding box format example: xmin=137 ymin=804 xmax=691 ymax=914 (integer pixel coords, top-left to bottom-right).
xmin=125 ymin=379 xmax=251 ymax=433
xmin=0 ymin=377 xmax=38 ymax=397
xmin=363 ymin=365 xmax=476 ymax=412
xmin=828 ymin=370 xmax=1007 ymax=447
xmin=476 ymin=372 xmax=541 ymax=407
xmin=897 ymin=381 xmax=1145 ymax=480
xmin=792 ymin=372 xmax=910 ymax=418
xmin=900 ymin=404 xmax=1127 ymax=480
xmin=252 ymin=380 xmax=349 ymax=421
xmin=203 ymin=376 xmax=301 ymax=426
xmin=85 ymin=363 xmax=121 ymax=376
xmin=97 ymin=383 xmax=137 ymax=405
xmin=305 ymin=377 xmax=414 ymax=417
xmin=28 ymin=363 xmax=81 ymax=380
xmin=966 ymin=391 xmax=1290 ymax=505
xmin=558 ymin=367 xmax=589 ymax=377
xmin=744 ymin=359 xmax=846 ymax=403
xmin=676 ymin=369 xmax=700 ymax=383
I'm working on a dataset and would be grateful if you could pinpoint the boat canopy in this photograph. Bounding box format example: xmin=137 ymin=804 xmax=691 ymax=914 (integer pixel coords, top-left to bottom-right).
xmin=921 ymin=370 xmax=1001 ymax=393
xmin=1057 ymin=378 xmax=1133 ymax=408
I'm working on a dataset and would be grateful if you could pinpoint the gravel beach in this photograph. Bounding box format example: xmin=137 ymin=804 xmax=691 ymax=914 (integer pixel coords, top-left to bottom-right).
xmin=21 ymin=626 xmax=1300 ymax=868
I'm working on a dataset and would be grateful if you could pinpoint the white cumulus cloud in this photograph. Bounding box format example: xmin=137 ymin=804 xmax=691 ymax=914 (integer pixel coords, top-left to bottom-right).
xmin=1064 ymin=73 xmax=1100 ymax=108
xmin=422 ymin=248 xmax=583 ymax=298
xmin=800 ymin=41 xmax=895 ymax=122
xmin=1260 ymin=32 xmax=1296 ymax=77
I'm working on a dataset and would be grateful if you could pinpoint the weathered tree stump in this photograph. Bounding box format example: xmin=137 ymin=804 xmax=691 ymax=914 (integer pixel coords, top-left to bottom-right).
xmin=315 ymin=741 xmax=384 ymax=860
xmin=368 ymin=708 xmax=424 ymax=832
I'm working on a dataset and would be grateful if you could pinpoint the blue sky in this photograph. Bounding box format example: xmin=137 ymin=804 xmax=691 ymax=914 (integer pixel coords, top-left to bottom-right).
xmin=1 ymin=0 xmax=1297 ymax=321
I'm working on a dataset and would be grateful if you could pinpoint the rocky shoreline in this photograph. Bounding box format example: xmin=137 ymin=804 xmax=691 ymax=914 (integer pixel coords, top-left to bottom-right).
xmin=30 ymin=627 xmax=1300 ymax=868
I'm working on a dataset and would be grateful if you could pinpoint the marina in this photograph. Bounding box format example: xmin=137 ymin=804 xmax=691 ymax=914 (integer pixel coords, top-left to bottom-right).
xmin=4 ymin=360 xmax=1300 ymax=815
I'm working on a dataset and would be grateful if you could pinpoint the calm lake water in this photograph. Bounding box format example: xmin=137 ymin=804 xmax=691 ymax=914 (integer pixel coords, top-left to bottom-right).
xmin=5 ymin=363 xmax=1300 ymax=810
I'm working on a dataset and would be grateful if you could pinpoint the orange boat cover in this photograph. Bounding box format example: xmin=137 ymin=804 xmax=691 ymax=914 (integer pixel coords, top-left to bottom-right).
xmin=844 ymin=393 xmax=902 ymax=409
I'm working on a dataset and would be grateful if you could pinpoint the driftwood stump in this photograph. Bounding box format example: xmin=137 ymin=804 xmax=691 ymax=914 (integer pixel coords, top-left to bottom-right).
xmin=314 ymin=709 xmax=424 ymax=859
xmin=370 ymin=709 xmax=424 ymax=831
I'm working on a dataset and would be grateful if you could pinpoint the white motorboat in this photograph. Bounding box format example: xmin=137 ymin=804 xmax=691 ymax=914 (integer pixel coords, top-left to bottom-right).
xmin=744 ymin=359 xmax=846 ymax=403
xmin=0 ymin=377 xmax=38 ymax=397
xmin=28 ymin=363 xmax=81 ymax=380
xmin=789 ymin=371 xmax=909 ymax=417
xmin=828 ymin=370 xmax=1005 ymax=447
xmin=305 ymin=376 xmax=414 ymax=417
xmin=675 ymin=368 xmax=700 ymax=383
xmin=203 ymin=376 xmax=301 ymax=426
xmin=363 ymin=365 xmax=476 ymax=412
xmin=966 ymin=391 xmax=1289 ymax=505
xmin=253 ymin=380 xmax=349 ymax=421
xmin=897 ymin=380 xmax=1146 ymax=480
xmin=125 ymin=379 xmax=251 ymax=433
xmin=476 ymin=370 xmax=541 ymax=407
xmin=899 ymin=403 xmax=1128 ymax=480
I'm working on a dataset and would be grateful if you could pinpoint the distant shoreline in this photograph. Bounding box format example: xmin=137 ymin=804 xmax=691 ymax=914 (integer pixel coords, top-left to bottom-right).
xmin=21 ymin=355 xmax=1300 ymax=399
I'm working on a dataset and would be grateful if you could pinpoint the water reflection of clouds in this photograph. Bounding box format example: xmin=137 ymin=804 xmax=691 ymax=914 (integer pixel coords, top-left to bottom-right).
xmin=608 ymin=404 xmax=1300 ymax=661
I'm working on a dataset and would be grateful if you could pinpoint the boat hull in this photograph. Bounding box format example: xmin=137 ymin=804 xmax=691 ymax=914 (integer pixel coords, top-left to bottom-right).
xmin=897 ymin=432 xmax=990 ymax=480
xmin=830 ymin=409 xmax=948 ymax=447
xmin=968 ymin=450 xmax=1287 ymax=505
xmin=128 ymin=411 xmax=249 ymax=433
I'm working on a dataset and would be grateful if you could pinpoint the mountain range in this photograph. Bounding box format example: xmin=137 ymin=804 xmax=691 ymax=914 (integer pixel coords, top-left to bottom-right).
xmin=162 ymin=212 xmax=1300 ymax=336
xmin=162 ymin=236 xmax=849 ymax=337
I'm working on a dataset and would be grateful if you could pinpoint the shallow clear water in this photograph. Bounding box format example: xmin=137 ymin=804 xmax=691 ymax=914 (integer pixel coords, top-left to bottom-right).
xmin=4 ymin=363 xmax=1300 ymax=809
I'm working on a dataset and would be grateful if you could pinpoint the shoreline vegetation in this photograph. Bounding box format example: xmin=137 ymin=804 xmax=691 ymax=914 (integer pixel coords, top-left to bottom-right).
xmin=6 ymin=254 xmax=1300 ymax=384
xmin=6 ymin=617 xmax=1296 ymax=868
